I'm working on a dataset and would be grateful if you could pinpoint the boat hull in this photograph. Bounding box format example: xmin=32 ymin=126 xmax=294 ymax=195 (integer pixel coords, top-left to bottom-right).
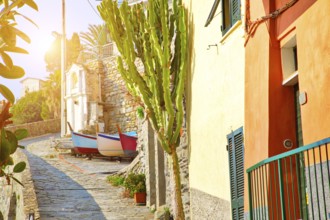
xmin=119 ymin=133 xmax=138 ymax=157
xmin=97 ymin=132 xmax=138 ymax=157
xmin=97 ymin=133 xmax=124 ymax=156
xmin=71 ymin=132 xmax=99 ymax=155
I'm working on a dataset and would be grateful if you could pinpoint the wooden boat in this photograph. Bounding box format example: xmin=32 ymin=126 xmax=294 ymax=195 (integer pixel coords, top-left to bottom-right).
xmin=119 ymin=132 xmax=138 ymax=157
xmin=97 ymin=131 xmax=137 ymax=157
xmin=71 ymin=131 xmax=99 ymax=155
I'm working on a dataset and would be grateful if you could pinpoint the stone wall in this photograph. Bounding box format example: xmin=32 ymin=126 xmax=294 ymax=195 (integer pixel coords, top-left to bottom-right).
xmin=0 ymin=150 xmax=37 ymax=220
xmin=6 ymin=119 xmax=60 ymax=138
xmin=2 ymin=118 xmax=58 ymax=219
xmin=84 ymin=58 xmax=140 ymax=134
xmin=165 ymin=128 xmax=190 ymax=219
xmin=306 ymin=161 xmax=330 ymax=219
xmin=138 ymin=119 xmax=190 ymax=219
xmin=190 ymin=188 xmax=231 ymax=220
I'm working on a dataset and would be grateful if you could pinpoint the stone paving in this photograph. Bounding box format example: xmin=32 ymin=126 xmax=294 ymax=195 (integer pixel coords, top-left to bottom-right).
xmin=23 ymin=136 xmax=153 ymax=220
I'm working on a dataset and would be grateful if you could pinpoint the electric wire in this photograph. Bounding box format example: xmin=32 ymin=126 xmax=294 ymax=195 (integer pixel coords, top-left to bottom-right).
xmin=86 ymin=0 xmax=102 ymax=19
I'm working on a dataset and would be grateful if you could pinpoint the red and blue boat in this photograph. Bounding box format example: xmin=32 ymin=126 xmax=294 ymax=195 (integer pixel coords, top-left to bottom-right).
xmin=119 ymin=132 xmax=138 ymax=157
xmin=97 ymin=131 xmax=137 ymax=157
xmin=71 ymin=131 xmax=99 ymax=155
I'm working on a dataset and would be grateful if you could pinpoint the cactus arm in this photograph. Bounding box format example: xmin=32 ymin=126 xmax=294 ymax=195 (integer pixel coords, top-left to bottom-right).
xmin=119 ymin=3 xmax=135 ymax=62
xmin=142 ymin=35 xmax=164 ymax=129
xmin=148 ymin=0 xmax=163 ymax=68
xmin=131 ymin=4 xmax=145 ymax=58
xmin=171 ymin=6 xmax=187 ymax=145
xmin=158 ymin=0 xmax=175 ymax=140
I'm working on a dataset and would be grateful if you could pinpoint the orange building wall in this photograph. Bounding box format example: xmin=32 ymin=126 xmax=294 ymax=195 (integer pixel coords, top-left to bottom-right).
xmin=245 ymin=0 xmax=270 ymax=174
xmin=244 ymin=0 xmax=271 ymax=212
xmin=296 ymin=0 xmax=330 ymax=144
xmin=245 ymin=0 xmax=297 ymax=192
xmin=268 ymin=16 xmax=297 ymax=158
xmin=244 ymin=0 xmax=329 ymax=213
xmin=275 ymin=0 xmax=317 ymax=36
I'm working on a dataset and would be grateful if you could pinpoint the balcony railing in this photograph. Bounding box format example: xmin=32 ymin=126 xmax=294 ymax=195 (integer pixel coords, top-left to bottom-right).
xmin=79 ymin=43 xmax=118 ymax=62
xmin=247 ymin=138 xmax=330 ymax=220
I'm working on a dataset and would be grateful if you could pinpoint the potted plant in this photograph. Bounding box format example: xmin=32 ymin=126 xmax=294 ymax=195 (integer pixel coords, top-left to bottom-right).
xmin=124 ymin=173 xmax=146 ymax=205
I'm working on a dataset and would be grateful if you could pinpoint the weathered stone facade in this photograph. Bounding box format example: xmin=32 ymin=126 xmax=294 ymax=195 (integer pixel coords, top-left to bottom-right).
xmin=6 ymin=119 xmax=60 ymax=138
xmin=0 ymin=150 xmax=37 ymax=220
xmin=137 ymin=119 xmax=190 ymax=219
xmin=190 ymin=188 xmax=231 ymax=220
xmin=165 ymin=128 xmax=190 ymax=219
xmin=306 ymin=161 xmax=330 ymax=219
xmin=83 ymin=57 xmax=140 ymax=134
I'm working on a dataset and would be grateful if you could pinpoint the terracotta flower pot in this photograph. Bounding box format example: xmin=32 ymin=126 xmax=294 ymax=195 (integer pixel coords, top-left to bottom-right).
xmin=134 ymin=192 xmax=146 ymax=205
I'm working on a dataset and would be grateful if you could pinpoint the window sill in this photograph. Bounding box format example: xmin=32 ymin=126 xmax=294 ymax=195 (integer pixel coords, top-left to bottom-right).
xmin=220 ymin=20 xmax=242 ymax=43
xmin=282 ymin=71 xmax=298 ymax=86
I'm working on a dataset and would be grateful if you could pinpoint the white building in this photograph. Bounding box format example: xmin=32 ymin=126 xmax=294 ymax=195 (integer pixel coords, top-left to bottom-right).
xmin=65 ymin=63 xmax=103 ymax=134
xmin=20 ymin=77 xmax=45 ymax=97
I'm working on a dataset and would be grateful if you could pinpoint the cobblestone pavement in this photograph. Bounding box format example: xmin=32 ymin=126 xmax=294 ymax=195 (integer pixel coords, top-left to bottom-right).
xmin=22 ymin=134 xmax=152 ymax=220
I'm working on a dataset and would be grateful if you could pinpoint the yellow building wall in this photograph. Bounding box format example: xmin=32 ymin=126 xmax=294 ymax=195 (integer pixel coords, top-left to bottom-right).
xmin=184 ymin=0 xmax=245 ymax=204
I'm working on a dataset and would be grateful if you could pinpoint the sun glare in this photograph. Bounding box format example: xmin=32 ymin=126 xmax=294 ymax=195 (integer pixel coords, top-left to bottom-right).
xmin=34 ymin=32 xmax=54 ymax=55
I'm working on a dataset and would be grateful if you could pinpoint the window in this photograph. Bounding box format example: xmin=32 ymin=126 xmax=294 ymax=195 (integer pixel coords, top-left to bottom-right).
xmin=281 ymin=35 xmax=298 ymax=86
xmin=71 ymin=72 xmax=78 ymax=90
xmin=205 ymin=0 xmax=241 ymax=35
xmin=227 ymin=127 xmax=244 ymax=220
xmin=221 ymin=0 xmax=241 ymax=35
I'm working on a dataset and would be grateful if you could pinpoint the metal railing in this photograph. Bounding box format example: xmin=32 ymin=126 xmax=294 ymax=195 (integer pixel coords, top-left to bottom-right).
xmin=79 ymin=43 xmax=117 ymax=62
xmin=247 ymin=138 xmax=330 ymax=220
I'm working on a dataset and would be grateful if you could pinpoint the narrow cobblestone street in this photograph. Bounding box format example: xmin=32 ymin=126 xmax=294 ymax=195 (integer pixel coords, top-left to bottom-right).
xmin=21 ymin=134 xmax=152 ymax=220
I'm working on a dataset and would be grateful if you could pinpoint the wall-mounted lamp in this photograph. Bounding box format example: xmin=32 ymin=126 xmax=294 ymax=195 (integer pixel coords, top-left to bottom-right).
xmin=299 ymin=92 xmax=307 ymax=105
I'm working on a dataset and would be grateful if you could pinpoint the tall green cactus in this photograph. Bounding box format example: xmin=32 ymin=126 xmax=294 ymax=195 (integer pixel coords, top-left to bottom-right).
xmin=98 ymin=0 xmax=187 ymax=219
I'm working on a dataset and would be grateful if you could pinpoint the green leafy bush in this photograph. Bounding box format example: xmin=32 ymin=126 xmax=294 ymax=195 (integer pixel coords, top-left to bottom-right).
xmin=10 ymin=91 xmax=45 ymax=124
xmin=107 ymin=175 xmax=125 ymax=186
xmin=0 ymin=103 xmax=29 ymax=186
xmin=123 ymin=173 xmax=146 ymax=197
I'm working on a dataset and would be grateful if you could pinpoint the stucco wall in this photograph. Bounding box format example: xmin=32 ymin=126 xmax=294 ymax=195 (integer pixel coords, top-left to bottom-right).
xmin=20 ymin=78 xmax=44 ymax=97
xmin=184 ymin=0 xmax=245 ymax=218
xmin=296 ymin=0 xmax=330 ymax=145
xmin=244 ymin=0 xmax=330 ymax=215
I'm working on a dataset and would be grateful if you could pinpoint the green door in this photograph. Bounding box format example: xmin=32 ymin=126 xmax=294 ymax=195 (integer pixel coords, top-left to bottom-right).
xmin=227 ymin=127 xmax=244 ymax=219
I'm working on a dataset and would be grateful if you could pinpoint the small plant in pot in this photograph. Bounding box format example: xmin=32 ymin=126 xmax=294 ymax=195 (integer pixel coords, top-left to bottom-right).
xmin=124 ymin=173 xmax=146 ymax=205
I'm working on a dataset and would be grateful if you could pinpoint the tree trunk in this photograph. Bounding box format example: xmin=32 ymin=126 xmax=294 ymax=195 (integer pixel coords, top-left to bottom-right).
xmin=170 ymin=145 xmax=185 ymax=220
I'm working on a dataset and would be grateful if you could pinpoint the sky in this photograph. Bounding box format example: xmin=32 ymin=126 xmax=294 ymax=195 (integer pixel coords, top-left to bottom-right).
xmin=1 ymin=0 xmax=105 ymax=100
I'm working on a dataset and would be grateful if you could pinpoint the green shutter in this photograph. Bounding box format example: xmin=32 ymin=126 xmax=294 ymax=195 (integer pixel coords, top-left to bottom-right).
xmin=231 ymin=0 xmax=241 ymax=25
xmin=222 ymin=0 xmax=241 ymax=35
xmin=205 ymin=0 xmax=221 ymax=27
xmin=227 ymin=127 xmax=244 ymax=220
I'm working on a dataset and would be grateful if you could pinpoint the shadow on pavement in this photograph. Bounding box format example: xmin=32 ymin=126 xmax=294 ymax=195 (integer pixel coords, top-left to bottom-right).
xmin=24 ymin=150 xmax=107 ymax=220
